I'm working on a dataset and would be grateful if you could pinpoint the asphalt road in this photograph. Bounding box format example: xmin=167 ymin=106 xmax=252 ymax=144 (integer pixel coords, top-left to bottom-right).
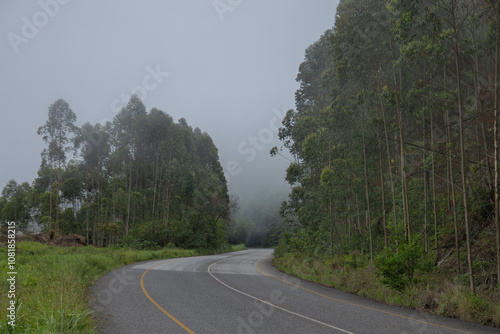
xmin=90 ymin=249 xmax=499 ymax=333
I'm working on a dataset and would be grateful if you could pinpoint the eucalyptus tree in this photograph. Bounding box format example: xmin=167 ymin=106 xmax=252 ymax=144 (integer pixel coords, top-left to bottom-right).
xmin=60 ymin=171 xmax=83 ymax=234
xmin=37 ymin=99 xmax=78 ymax=230
xmin=111 ymin=95 xmax=147 ymax=235
xmin=142 ymin=108 xmax=173 ymax=221
xmin=74 ymin=121 xmax=111 ymax=242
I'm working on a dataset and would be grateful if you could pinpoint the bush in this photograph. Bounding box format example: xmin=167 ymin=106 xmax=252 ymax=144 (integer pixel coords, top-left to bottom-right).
xmin=376 ymin=237 xmax=423 ymax=290
xmin=116 ymin=235 xmax=160 ymax=250
xmin=274 ymin=239 xmax=288 ymax=258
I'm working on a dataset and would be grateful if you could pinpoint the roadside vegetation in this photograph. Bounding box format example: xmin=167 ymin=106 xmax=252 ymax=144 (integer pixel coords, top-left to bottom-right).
xmin=0 ymin=241 xmax=245 ymax=333
xmin=274 ymin=239 xmax=500 ymax=327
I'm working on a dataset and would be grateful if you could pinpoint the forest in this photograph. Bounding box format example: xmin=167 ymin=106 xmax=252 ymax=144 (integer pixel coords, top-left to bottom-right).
xmin=273 ymin=0 xmax=500 ymax=296
xmin=0 ymin=95 xmax=231 ymax=250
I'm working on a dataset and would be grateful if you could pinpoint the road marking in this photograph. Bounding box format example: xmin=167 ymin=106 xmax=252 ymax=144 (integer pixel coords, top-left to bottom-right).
xmin=140 ymin=260 xmax=196 ymax=334
xmin=255 ymin=254 xmax=474 ymax=334
xmin=208 ymin=256 xmax=355 ymax=334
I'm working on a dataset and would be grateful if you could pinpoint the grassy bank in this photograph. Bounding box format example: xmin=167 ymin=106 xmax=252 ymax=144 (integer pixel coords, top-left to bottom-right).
xmin=273 ymin=250 xmax=500 ymax=328
xmin=0 ymin=242 xmax=245 ymax=333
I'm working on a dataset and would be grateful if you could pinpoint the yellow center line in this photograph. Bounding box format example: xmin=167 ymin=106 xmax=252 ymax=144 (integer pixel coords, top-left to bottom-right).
xmin=256 ymin=254 xmax=474 ymax=334
xmin=140 ymin=260 xmax=196 ymax=334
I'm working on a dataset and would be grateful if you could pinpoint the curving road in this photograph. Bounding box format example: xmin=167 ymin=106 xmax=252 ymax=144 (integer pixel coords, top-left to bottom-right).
xmin=90 ymin=249 xmax=497 ymax=333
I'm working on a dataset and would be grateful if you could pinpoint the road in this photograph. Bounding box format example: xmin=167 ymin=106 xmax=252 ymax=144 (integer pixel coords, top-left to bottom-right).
xmin=90 ymin=249 xmax=498 ymax=333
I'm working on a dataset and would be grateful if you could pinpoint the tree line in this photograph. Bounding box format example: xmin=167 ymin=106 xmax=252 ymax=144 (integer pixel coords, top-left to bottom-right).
xmin=0 ymin=95 xmax=231 ymax=249
xmin=273 ymin=0 xmax=500 ymax=292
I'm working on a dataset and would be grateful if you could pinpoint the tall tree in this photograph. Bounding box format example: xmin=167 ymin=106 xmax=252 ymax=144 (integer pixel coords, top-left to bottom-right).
xmin=112 ymin=95 xmax=147 ymax=235
xmin=37 ymin=99 xmax=78 ymax=230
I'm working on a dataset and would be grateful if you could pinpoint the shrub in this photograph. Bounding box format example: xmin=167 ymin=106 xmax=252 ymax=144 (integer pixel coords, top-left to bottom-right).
xmin=375 ymin=237 xmax=423 ymax=290
xmin=274 ymin=239 xmax=288 ymax=258
xmin=116 ymin=235 xmax=160 ymax=250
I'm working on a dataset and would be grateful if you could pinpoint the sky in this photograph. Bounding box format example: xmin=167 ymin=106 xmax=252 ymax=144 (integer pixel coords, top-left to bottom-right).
xmin=0 ymin=0 xmax=338 ymax=215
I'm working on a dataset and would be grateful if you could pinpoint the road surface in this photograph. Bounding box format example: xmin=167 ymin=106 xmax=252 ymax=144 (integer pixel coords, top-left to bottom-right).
xmin=90 ymin=249 xmax=498 ymax=333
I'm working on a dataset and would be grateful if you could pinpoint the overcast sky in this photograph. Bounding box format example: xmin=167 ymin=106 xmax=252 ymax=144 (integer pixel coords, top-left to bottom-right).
xmin=0 ymin=0 xmax=338 ymax=214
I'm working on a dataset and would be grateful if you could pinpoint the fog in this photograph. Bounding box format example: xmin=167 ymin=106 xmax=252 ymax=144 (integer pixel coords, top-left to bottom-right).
xmin=0 ymin=0 xmax=338 ymax=216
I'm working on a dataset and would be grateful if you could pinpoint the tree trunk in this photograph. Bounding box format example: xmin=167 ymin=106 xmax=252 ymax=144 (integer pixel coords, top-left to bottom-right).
xmin=378 ymin=122 xmax=388 ymax=248
xmin=423 ymin=112 xmax=429 ymax=253
xmin=378 ymin=82 xmax=398 ymax=247
xmin=430 ymin=114 xmax=439 ymax=261
xmin=55 ymin=166 xmax=61 ymax=232
xmin=49 ymin=169 xmax=53 ymax=231
xmin=164 ymin=180 xmax=171 ymax=230
xmin=444 ymin=65 xmax=461 ymax=275
xmin=93 ymin=207 xmax=97 ymax=246
xmin=74 ymin=198 xmax=78 ymax=235
xmin=452 ymin=0 xmax=474 ymax=292
xmin=152 ymin=154 xmax=159 ymax=219
xmin=446 ymin=101 xmax=461 ymax=275
xmin=361 ymin=114 xmax=373 ymax=264
xmin=85 ymin=171 xmax=89 ymax=245
xmin=376 ymin=94 xmax=388 ymax=248
xmin=355 ymin=195 xmax=363 ymax=253
xmin=86 ymin=204 xmax=89 ymax=246
xmin=126 ymin=164 xmax=132 ymax=235
xmin=391 ymin=54 xmax=410 ymax=241
xmin=494 ymin=0 xmax=500 ymax=288
xmin=481 ymin=122 xmax=493 ymax=188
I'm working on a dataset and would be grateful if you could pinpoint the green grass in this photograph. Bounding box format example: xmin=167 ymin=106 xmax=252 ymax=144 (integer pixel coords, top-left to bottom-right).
xmin=229 ymin=243 xmax=247 ymax=252
xmin=273 ymin=251 xmax=500 ymax=328
xmin=0 ymin=242 xmax=246 ymax=333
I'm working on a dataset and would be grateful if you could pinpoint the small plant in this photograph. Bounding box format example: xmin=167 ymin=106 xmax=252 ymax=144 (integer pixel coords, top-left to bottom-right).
xmin=473 ymin=261 xmax=490 ymax=271
xmin=375 ymin=237 xmax=423 ymax=290
xmin=457 ymin=272 xmax=479 ymax=287
xmin=22 ymin=274 xmax=37 ymax=288
xmin=230 ymin=244 xmax=247 ymax=251
xmin=344 ymin=250 xmax=362 ymax=269
xmin=274 ymin=239 xmax=288 ymax=258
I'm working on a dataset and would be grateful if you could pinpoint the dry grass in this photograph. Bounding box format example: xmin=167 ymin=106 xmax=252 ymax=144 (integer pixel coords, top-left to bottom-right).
xmin=273 ymin=252 xmax=500 ymax=328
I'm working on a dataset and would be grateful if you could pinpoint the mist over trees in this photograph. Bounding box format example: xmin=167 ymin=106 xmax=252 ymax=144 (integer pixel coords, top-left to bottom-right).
xmin=274 ymin=0 xmax=500 ymax=291
xmin=0 ymin=96 xmax=231 ymax=249
xmin=226 ymin=179 xmax=289 ymax=247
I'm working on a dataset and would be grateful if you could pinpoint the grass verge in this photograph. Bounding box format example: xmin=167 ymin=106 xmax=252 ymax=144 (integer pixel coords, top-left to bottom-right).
xmin=0 ymin=242 xmax=246 ymax=333
xmin=273 ymin=251 xmax=500 ymax=328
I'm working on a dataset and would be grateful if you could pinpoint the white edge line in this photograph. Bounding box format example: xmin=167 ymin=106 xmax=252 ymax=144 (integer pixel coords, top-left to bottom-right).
xmin=207 ymin=257 xmax=355 ymax=334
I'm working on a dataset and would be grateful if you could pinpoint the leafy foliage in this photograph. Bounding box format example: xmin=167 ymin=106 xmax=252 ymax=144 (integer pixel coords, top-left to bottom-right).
xmin=375 ymin=238 xmax=424 ymax=290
